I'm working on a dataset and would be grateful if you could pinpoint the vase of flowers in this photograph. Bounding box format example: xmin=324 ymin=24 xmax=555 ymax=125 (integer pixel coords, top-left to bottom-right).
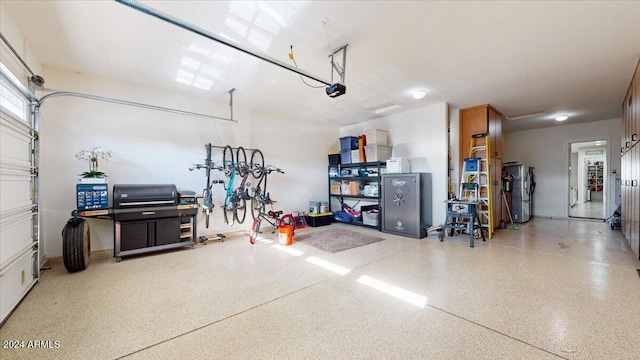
xmin=76 ymin=147 xmax=111 ymax=180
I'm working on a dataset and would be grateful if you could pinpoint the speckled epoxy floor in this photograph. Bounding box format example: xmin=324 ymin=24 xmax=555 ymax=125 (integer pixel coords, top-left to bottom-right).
xmin=1 ymin=218 xmax=639 ymax=359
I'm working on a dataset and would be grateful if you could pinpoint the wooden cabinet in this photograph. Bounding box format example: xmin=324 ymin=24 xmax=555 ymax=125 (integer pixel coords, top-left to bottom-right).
xmin=459 ymin=104 xmax=504 ymax=162
xmin=621 ymin=59 xmax=640 ymax=260
xmin=459 ymin=104 xmax=505 ymax=234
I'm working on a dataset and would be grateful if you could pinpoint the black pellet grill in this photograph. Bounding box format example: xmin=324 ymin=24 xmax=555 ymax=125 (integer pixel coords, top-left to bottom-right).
xmin=113 ymin=184 xmax=197 ymax=261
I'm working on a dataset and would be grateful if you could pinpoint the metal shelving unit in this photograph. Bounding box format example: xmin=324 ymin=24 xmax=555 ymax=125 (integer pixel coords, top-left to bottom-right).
xmin=328 ymin=161 xmax=385 ymax=229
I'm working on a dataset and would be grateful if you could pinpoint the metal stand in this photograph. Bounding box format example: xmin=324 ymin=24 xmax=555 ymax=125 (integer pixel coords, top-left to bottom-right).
xmin=199 ymin=234 xmax=225 ymax=245
xmin=439 ymin=200 xmax=485 ymax=247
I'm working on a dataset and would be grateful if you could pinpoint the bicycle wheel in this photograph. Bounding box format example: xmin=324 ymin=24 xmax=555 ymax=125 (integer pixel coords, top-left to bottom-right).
xmin=251 ymin=199 xmax=265 ymax=220
xmin=249 ymin=217 xmax=262 ymax=244
xmin=223 ymin=196 xmax=234 ymax=226
xmin=250 ymin=149 xmax=264 ymax=178
xmin=236 ymin=146 xmax=247 ymax=165
xmin=234 ymin=197 xmax=247 ymax=224
xmin=205 ymin=208 xmax=211 ymax=228
xmin=279 ymin=214 xmax=296 ymax=236
xmin=222 ymin=145 xmax=234 ymax=175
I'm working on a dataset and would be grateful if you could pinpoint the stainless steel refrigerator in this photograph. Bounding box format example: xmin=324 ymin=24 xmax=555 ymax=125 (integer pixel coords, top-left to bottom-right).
xmin=505 ymin=164 xmax=535 ymax=223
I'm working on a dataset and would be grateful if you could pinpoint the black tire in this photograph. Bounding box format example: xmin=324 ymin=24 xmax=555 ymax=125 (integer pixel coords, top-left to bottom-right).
xmin=223 ymin=145 xmax=234 ymax=174
xmin=62 ymin=218 xmax=90 ymax=273
xmin=250 ymin=149 xmax=264 ymax=179
xmin=235 ymin=197 xmax=247 ymax=224
xmin=250 ymin=217 xmax=261 ymax=244
xmin=236 ymin=146 xmax=247 ymax=166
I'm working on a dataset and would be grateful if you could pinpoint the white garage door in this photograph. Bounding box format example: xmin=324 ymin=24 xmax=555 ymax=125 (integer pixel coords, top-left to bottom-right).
xmin=0 ymin=70 xmax=39 ymax=325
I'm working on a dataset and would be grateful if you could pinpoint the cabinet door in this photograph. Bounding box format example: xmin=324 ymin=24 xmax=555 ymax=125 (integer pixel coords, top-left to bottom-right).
xmin=154 ymin=218 xmax=181 ymax=246
xmin=459 ymin=106 xmax=489 ymax=168
xmin=491 ymin=159 xmax=503 ymax=229
xmin=489 ymin=108 xmax=503 ymax=159
xmin=120 ymin=222 xmax=149 ymax=251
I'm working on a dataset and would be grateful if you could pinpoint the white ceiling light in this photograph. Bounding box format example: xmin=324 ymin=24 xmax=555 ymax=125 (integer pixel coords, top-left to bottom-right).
xmin=412 ymin=90 xmax=426 ymax=100
xmin=555 ymin=115 xmax=569 ymax=121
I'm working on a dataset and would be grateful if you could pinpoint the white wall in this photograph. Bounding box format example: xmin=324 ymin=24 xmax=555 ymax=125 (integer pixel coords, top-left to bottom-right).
xmin=339 ymin=102 xmax=449 ymax=225
xmin=0 ymin=6 xmax=42 ymax=85
xmin=39 ymin=68 xmax=337 ymax=258
xmin=504 ymin=119 xmax=621 ymax=218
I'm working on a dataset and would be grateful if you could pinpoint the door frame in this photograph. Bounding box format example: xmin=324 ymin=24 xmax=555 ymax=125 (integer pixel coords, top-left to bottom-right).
xmin=567 ymin=139 xmax=608 ymax=219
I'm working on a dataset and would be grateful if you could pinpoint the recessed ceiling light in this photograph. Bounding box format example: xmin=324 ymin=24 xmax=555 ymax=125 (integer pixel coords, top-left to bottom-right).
xmin=555 ymin=115 xmax=568 ymax=121
xmin=412 ymin=90 xmax=426 ymax=100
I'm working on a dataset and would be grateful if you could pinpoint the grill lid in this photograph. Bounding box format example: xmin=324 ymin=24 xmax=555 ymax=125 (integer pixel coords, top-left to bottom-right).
xmin=113 ymin=184 xmax=178 ymax=208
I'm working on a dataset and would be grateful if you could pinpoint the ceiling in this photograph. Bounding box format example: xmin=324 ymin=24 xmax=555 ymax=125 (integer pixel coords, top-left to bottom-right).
xmin=2 ymin=1 xmax=639 ymax=132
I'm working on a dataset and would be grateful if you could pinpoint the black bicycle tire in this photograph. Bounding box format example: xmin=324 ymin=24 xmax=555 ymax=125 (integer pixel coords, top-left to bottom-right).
xmin=223 ymin=145 xmax=234 ymax=173
xmin=250 ymin=217 xmax=261 ymax=244
xmin=205 ymin=208 xmax=210 ymax=228
xmin=250 ymin=149 xmax=264 ymax=178
xmin=236 ymin=146 xmax=247 ymax=166
xmin=235 ymin=197 xmax=247 ymax=224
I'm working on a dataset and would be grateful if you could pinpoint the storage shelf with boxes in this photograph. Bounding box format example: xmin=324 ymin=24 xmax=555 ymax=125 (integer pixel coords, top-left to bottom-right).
xmin=338 ymin=129 xmax=391 ymax=165
xmin=327 ymin=161 xmax=386 ymax=230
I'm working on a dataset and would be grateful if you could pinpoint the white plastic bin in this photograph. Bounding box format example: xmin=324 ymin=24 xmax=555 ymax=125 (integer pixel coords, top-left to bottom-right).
xmin=364 ymin=129 xmax=389 ymax=145
xmin=364 ymin=145 xmax=392 ymax=162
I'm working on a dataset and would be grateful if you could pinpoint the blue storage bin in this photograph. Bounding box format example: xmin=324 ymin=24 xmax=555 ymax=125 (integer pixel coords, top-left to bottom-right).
xmin=340 ymin=149 xmax=352 ymax=164
xmin=340 ymin=136 xmax=359 ymax=150
xmin=464 ymin=157 xmax=482 ymax=171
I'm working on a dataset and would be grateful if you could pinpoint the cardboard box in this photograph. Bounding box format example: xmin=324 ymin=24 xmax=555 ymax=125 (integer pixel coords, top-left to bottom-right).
xmin=349 ymin=181 xmax=360 ymax=195
xmin=330 ymin=184 xmax=341 ymax=195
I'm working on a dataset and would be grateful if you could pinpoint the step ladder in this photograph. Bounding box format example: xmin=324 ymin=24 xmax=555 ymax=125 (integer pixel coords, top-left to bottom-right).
xmin=460 ymin=133 xmax=493 ymax=239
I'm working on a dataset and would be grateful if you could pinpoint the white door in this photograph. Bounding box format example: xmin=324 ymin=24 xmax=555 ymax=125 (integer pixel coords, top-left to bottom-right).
xmin=0 ymin=71 xmax=39 ymax=325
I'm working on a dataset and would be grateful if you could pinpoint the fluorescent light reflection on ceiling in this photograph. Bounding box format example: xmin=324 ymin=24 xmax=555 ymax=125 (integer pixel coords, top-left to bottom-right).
xmin=175 ymin=69 xmax=195 ymax=85
xmin=305 ymin=256 xmax=351 ymax=275
xmin=272 ymin=244 xmax=304 ymax=256
xmin=357 ymin=275 xmax=427 ymax=308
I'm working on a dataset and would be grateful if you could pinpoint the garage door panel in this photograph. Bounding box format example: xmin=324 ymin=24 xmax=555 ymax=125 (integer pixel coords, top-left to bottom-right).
xmin=0 ymin=173 xmax=32 ymax=213
xmin=0 ymin=249 xmax=37 ymax=324
xmin=0 ymin=212 xmax=33 ymax=269
xmin=0 ymin=114 xmax=33 ymax=169
xmin=1 ymin=68 xmax=38 ymax=326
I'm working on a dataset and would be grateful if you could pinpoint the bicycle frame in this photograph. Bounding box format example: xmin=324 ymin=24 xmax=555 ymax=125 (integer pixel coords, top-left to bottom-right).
xmin=223 ymin=167 xmax=237 ymax=225
xmin=249 ymin=206 xmax=295 ymax=244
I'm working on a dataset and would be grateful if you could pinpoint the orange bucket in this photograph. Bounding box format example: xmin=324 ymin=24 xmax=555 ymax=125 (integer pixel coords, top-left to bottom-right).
xmin=278 ymin=225 xmax=293 ymax=245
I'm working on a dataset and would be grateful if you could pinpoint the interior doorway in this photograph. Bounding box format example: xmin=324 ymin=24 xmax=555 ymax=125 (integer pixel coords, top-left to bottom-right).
xmin=568 ymin=140 xmax=606 ymax=219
